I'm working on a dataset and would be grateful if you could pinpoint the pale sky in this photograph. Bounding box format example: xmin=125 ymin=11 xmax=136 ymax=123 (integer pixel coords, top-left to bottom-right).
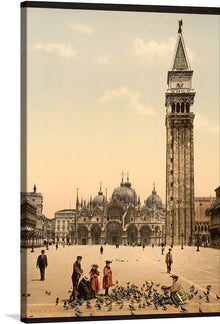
xmin=24 ymin=7 xmax=219 ymax=218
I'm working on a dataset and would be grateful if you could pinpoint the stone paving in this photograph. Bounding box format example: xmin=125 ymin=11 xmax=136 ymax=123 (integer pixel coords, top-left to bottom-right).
xmin=21 ymin=245 xmax=220 ymax=320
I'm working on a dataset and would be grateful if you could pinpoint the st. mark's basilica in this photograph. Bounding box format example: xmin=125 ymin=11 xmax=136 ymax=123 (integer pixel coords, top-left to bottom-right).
xmin=54 ymin=175 xmax=165 ymax=246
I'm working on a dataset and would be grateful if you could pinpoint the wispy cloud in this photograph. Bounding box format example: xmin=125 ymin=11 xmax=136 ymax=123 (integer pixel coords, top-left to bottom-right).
xmin=67 ymin=22 xmax=93 ymax=34
xmin=134 ymin=37 xmax=195 ymax=63
xmin=96 ymin=56 xmax=109 ymax=64
xmin=98 ymin=86 xmax=155 ymax=116
xmin=31 ymin=42 xmax=76 ymax=58
xmin=195 ymin=113 xmax=219 ymax=134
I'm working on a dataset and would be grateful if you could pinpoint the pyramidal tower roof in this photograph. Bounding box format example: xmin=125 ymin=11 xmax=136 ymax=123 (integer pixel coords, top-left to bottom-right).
xmin=171 ymin=21 xmax=191 ymax=71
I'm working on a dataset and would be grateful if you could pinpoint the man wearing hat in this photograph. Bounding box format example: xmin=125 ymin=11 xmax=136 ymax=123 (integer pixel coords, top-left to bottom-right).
xmin=168 ymin=275 xmax=186 ymax=305
xmin=71 ymin=256 xmax=83 ymax=300
xmin=89 ymin=264 xmax=100 ymax=298
xmin=165 ymin=248 xmax=173 ymax=273
xmin=103 ymin=260 xmax=113 ymax=296
xmin=36 ymin=250 xmax=48 ymax=281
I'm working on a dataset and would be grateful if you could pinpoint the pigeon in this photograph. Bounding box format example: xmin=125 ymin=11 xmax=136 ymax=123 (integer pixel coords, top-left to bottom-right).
xmin=108 ymin=305 xmax=112 ymax=312
xmin=206 ymin=295 xmax=209 ymax=303
xmin=155 ymin=283 xmax=160 ymax=287
xmin=199 ymin=307 xmax=203 ymax=313
xmin=194 ymin=290 xmax=198 ymax=295
xmin=119 ymin=303 xmax=123 ymax=309
xmin=64 ymin=301 xmax=67 ymax=307
xmin=75 ymin=311 xmax=82 ymax=317
xmin=56 ymin=297 xmax=59 ymax=305
xmin=96 ymin=303 xmax=101 ymax=310
xmin=154 ymin=303 xmax=158 ymax=310
xmin=162 ymin=305 xmax=167 ymax=311
xmin=181 ymin=306 xmax=188 ymax=312
xmin=138 ymin=302 xmax=142 ymax=308
xmin=129 ymin=304 xmax=136 ymax=311
xmin=216 ymin=295 xmax=220 ymax=300
xmin=131 ymin=310 xmax=135 ymax=316
xmin=199 ymin=295 xmax=203 ymax=300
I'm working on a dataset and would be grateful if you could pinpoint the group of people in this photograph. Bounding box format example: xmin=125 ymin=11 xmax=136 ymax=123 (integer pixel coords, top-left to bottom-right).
xmin=36 ymin=245 xmax=186 ymax=306
xmin=70 ymin=256 xmax=113 ymax=301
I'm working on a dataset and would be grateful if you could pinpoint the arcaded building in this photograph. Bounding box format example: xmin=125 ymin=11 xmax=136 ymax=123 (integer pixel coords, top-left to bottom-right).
xmin=54 ymin=176 xmax=165 ymax=246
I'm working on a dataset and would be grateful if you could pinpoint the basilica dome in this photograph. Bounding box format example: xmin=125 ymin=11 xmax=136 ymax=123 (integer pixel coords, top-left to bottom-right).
xmin=145 ymin=184 xmax=163 ymax=209
xmin=93 ymin=187 xmax=104 ymax=208
xmin=112 ymin=175 xmax=137 ymax=204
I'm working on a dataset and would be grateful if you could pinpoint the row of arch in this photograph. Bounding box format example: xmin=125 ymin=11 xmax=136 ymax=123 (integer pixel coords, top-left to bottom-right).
xmin=73 ymin=222 xmax=163 ymax=245
xmin=171 ymin=102 xmax=190 ymax=114
xmin=195 ymin=224 xmax=209 ymax=233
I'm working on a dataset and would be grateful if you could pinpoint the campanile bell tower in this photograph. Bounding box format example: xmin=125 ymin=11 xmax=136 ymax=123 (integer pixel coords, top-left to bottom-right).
xmin=165 ymin=21 xmax=196 ymax=246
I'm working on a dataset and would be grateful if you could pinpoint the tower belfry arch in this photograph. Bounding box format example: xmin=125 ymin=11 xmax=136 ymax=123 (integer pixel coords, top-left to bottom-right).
xmin=165 ymin=22 xmax=196 ymax=246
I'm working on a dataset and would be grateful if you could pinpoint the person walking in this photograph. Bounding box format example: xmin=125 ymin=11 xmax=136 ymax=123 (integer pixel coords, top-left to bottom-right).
xmin=89 ymin=264 xmax=100 ymax=298
xmin=100 ymin=246 xmax=103 ymax=255
xmin=70 ymin=256 xmax=83 ymax=300
xmin=103 ymin=260 xmax=113 ymax=296
xmin=161 ymin=244 xmax=165 ymax=255
xmin=143 ymin=244 xmax=145 ymax=251
xmin=165 ymin=248 xmax=173 ymax=274
xmin=36 ymin=250 xmax=48 ymax=281
xmin=56 ymin=243 xmax=58 ymax=250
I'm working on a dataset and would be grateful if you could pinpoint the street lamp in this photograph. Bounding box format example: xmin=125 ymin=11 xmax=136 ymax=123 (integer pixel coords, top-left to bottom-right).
xmin=31 ymin=230 xmax=35 ymax=252
xmin=196 ymin=229 xmax=200 ymax=252
xmin=181 ymin=231 xmax=184 ymax=249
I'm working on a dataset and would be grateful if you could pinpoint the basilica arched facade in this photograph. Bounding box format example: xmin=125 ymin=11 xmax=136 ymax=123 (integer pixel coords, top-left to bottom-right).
xmin=54 ymin=175 xmax=165 ymax=246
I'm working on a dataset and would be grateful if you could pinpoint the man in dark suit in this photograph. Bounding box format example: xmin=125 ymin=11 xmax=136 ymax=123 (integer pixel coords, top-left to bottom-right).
xmin=36 ymin=250 xmax=48 ymax=281
xmin=70 ymin=256 xmax=83 ymax=300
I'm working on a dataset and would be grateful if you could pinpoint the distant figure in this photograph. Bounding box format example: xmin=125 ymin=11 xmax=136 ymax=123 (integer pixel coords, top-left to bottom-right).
xmin=168 ymin=274 xmax=186 ymax=305
xmin=143 ymin=244 xmax=145 ymax=251
xmin=152 ymin=243 xmax=154 ymax=248
xmin=36 ymin=250 xmax=48 ymax=281
xmin=103 ymin=260 xmax=113 ymax=296
xmin=89 ymin=264 xmax=100 ymax=298
xmin=56 ymin=243 xmax=58 ymax=250
xmin=161 ymin=246 xmax=165 ymax=255
xmin=77 ymin=274 xmax=91 ymax=300
xmin=165 ymin=248 xmax=173 ymax=274
xmin=100 ymin=246 xmax=103 ymax=255
xmin=71 ymin=256 xmax=83 ymax=300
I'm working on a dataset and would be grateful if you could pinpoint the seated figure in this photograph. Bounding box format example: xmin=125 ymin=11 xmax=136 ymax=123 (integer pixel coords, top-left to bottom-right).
xmin=77 ymin=274 xmax=91 ymax=300
xmin=168 ymin=274 xmax=187 ymax=305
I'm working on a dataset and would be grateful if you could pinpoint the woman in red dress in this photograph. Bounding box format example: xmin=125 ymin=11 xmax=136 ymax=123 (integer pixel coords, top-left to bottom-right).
xmin=103 ymin=260 xmax=113 ymax=296
xmin=89 ymin=264 xmax=100 ymax=298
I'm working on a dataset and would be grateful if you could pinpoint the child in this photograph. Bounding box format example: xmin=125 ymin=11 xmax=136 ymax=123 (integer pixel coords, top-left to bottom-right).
xmin=89 ymin=264 xmax=100 ymax=298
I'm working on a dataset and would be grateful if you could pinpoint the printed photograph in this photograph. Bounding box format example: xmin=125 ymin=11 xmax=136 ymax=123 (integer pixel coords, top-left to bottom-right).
xmin=20 ymin=1 xmax=220 ymax=322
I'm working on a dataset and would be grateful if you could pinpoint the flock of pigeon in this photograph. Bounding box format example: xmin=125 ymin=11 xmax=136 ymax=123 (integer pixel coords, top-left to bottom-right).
xmin=50 ymin=281 xmax=220 ymax=317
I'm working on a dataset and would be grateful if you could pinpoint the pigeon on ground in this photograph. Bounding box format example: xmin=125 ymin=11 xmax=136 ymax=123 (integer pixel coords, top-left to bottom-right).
xmin=131 ymin=310 xmax=135 ymax=316
xmin=119 ymin=303 xmax=123 ymax=309
xmin=216 ymin=295 xmax=220 ymax=300
xmin=108 ymin=305 xmax=112 ymax=312
xmin=206 ymin=295 xmax=210 ymax=303
xmin=199 ymin=307 xmax=203 ymax=313
xmin=181 ymin=306 xmax=188 ymax=312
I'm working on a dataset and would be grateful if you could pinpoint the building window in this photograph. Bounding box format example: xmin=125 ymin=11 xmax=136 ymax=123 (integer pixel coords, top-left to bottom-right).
xmin=96 ymin=218 xmax=99 ymax=221
xmin=181 ymin=102 xmax=184 ymax=113
xmin=84 ymin=218 xmax=86 ymax=222
xmin=32 ymin=199 xmax=35 ymax=202
xmin=200 ymin=203 xmax=202 ymax=206
xmin=186 ymin=102 xmax=190 ymax=113
xmin=144 ymin=217 xmax=146 ymax=221
xmin=176 ymin=103 xmax=180 ymax=113
xmin=171 ymin=182 xmax=173 ymax=187
xmin=131 ymin=218 xmax=133 ymax=221
xmin=170 ymin=170 xmax=173 ymax=175
xmin=172 ymin=103 xmax=175 ymax=113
